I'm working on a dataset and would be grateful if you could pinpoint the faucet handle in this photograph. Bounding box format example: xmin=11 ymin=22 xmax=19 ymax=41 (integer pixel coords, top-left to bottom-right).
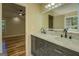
xmin=61 ymin=34 xmax=63 ymax=38
xmin=64 ymin=28 xmax=68 ymax=32
xmin=69 ymin=36 xmax=72 ymax=39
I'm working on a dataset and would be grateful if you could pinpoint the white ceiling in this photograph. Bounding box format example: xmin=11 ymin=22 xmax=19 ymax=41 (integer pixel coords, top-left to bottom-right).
xmin=16 ymin=3 xmax=27 ymax=7
xmin=52 ymin=3 xmax=78 ymax=16
xmin=16 ymin=3 xmax=78 ymax=16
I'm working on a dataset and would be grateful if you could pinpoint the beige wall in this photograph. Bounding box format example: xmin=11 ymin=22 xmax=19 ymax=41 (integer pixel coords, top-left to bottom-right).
xmin=21 ymin=4 xmax=42 ymax=55
xmin=26 ymin=4 xmax=42 ymax=33
xmin=53 ymin=15 xmax=64 ymax=29
xmin=42 ymin=13 xmax=48 ymax=28
xmin=53 ymin=11 xmax=77 ymax=29
xmin=3 ymin=17 xmax=25 ymax=36
xmin=0 ymin=3 xmax=2 ymax=53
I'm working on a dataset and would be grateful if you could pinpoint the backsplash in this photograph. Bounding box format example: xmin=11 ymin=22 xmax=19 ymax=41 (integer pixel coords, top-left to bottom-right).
xmin=47 ymin=30 xmax=79 ymax=40
xmin=68 ymin=33 xmax=79 ymax=40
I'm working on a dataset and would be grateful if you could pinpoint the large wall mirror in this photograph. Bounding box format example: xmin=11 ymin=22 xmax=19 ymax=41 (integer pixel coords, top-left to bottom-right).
xmin=41 ymin=3 xmax=79 ymax=33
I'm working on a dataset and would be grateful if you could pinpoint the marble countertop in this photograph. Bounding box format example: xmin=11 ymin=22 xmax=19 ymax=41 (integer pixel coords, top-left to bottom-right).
xmin=31 ymin=32 xmax=79 ymax=53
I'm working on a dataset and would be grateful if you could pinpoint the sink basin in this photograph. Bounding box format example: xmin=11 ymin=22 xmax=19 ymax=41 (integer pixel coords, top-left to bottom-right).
xmin=36 ymin=32 xmax=79 ymax=47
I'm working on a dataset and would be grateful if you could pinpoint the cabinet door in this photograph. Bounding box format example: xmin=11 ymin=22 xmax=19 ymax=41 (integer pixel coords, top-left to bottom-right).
xmin=31 ymin=35 xmax=36 ymax=55
xmin=51 ymin=42 xmax=79 ymax=56
xmin=44 ymin=41 xmax=65 ymax=56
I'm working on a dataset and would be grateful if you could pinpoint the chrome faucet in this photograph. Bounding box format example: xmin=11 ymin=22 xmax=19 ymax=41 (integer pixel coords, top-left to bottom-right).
xmin=63 ymin=28 xmax=68 ymax=38
xmin=40 ymin=27 xmax=46 ymax=34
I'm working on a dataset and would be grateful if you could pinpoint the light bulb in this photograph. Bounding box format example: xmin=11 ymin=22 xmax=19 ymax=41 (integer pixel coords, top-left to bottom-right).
xmin=51 ymin=3 xmax=55 ymax=5
xmin=45 ymin=5 xmax=48 ymax=9
xmin=47 ymin=4 xmax=51 ymax=7
xmin=54 ymin=4 xmax=59 ymax=8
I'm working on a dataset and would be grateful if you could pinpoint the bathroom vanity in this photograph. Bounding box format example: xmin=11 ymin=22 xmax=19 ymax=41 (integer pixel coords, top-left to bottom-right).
xmin=31 ymin=33 xmax=79 ymax=56
xmin=31 ymin=3 xmax=79 ymax=56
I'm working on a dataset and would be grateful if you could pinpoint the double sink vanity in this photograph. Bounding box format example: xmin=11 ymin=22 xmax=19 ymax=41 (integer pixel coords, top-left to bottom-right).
xmin=31 ymin=3 xmax=79 ymax=56
xmin=31 ymin=30 xmax=79 ymax=56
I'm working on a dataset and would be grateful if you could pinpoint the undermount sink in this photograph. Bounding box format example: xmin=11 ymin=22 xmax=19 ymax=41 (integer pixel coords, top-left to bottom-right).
xmin=39 ymin=32 xmax=79 ymax=46
xmin=55 ymin=36 xmax=79 ymax=45
xmin=55 ymin=36 xmax=73 ymax=41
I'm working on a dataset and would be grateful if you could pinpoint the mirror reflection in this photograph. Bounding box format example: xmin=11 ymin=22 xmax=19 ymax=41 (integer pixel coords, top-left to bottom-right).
xmin=42 ymin=3 xmax=79 ymax=33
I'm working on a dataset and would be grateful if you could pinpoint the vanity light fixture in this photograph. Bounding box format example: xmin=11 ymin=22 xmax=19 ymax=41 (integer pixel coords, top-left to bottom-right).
xmin=45 ymin=5 xmax=49 ymax=9
xmin=45 ymin=3 xmax=55 ymax=9
xmin=51 ymin=3 xmax=55 ymax=9
xmin=48 ymin=4 xmax=51 ymax=7
xmin=54 ymin=4 xmax=59 ymax=8
xmin=44 ymin=3 xmax=63 ymax=10
xmin=51 ymin=3 xmax=55 ymax=5
xmin=45 ymin=3 xmax=51 ymax=9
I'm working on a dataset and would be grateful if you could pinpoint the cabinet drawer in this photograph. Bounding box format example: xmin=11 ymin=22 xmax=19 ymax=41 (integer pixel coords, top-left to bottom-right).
xmin=45 ymin=40 xmax=79 ymax=56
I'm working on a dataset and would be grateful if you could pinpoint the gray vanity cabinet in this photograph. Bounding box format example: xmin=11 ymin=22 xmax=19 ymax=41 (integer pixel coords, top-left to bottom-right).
xmin=31 ymin=35 xmax=79 ymax=56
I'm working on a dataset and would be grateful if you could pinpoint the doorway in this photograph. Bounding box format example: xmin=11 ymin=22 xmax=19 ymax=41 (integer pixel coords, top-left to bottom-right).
xmin=2 ymin=3 xmax=26 ymax=56
xmin=48 ymin=15 xmax=53 ymax=29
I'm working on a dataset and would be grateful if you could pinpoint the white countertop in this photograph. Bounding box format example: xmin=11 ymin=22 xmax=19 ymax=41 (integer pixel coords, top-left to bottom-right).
xmin=31 ymin=32 xmax=79 ymax=53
